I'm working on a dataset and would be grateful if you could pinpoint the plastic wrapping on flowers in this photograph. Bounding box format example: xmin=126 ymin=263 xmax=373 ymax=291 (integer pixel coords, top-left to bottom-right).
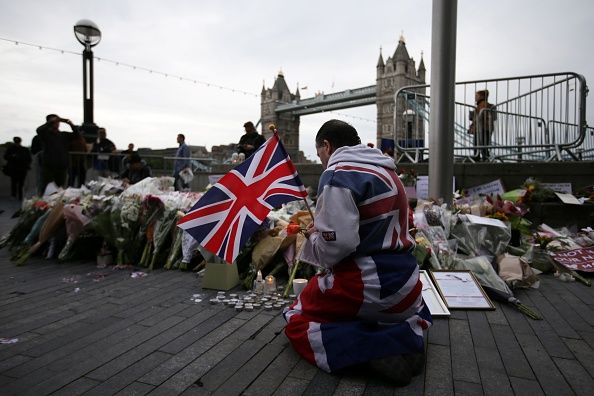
xmin=452 ymin=255 xmax=541 ymax=319
xmin=58 ymin=202 xmax=92 ymax=260
xmin=148 ymin=198 xmax=180 ymax=271
xmin=451 ymin=214 xmax=511 ymax=261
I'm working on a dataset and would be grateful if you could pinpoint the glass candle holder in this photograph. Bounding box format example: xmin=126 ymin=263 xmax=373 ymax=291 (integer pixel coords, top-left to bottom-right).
xmin=264 ymin=275 xmax=277 ymax=294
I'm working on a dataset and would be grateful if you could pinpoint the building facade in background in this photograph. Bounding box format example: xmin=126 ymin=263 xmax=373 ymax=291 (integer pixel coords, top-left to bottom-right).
xmin=376 ymin=35 xmax=426 ymax=151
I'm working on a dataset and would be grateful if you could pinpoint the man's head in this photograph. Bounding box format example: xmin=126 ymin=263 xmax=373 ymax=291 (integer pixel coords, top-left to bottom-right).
xmin=243 ymin=121 xmax=256 ymax=134
xmin=177 ymin=134 xmax=185 ymax=144
xmin=13 ymin=137 xmax=22 ymax=145
xmin=46 ymin=114 xmax=60 ymax=130
xmin=129 ymin=153 xmax=142 ymax=164
xmin=475 ymin=90 xmax=489 ymax=103
xmin=315 ymin=119 xmax=361 ymax=169
xmin=128 ymin=143 xmax=134 ymax=151
xmin=98 ymin=128 xmax=107 ymax=139
xmin=129 ymin=153 xmax=143 ymax=170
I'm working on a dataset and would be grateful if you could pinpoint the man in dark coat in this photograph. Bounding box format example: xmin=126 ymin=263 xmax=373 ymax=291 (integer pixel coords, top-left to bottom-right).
xmin=36 ymin=114 xmax=80 ymax=192
xmin=237 ymin=121 xmax=266 ymax=159
xmin=3 ymin=137 xmax=31 ymax=201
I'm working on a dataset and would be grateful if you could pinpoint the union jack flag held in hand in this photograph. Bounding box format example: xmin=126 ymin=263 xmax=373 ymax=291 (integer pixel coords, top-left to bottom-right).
xmin=178 ymin=132 xmax=308 ymax=263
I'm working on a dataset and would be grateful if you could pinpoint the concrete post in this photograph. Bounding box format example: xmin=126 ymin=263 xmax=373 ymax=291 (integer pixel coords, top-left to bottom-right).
xmin=428 ymin=0 xmax=457 ymax=204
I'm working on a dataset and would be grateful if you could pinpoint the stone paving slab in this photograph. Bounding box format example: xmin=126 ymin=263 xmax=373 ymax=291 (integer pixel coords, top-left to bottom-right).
xmin=0 ymin=204 xmax=593 ymax=395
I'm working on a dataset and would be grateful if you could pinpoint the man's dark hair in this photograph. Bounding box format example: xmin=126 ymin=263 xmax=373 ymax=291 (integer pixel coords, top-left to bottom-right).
xmin=178 ymin=133 xmax=185 ymax=140
xmin=46 ymin=114 xmax=58 ymax=122
xmin=315 ymin=119 xmax=361 ymax=149
xmin=129 ymin=153 xmax=142 ymax=164
xmin=243 ymin=121 xmax=255 ymax=129
xmin=13 ymin=137 xmax=21 ymax=144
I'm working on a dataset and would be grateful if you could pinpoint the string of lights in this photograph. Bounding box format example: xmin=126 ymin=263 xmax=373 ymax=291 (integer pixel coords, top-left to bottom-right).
xmin=0 ymin=36 xmax=259 ymax=97
xmin=325 ymin=112 xmax=376 ymax=123
xmin=1 ymin=36 xmax=377 ymax=123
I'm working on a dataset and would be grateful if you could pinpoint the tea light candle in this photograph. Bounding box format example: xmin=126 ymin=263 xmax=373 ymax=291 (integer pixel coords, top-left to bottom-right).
xmin=234 ymin=305 xmax=243 ymax=312
xmin=253 ymin=303 xmax=262 ymax=309
xmin=264 ymin=275 xmax=276 ymax=294
xmin=209 ymin=298 xmax=219 ymax=304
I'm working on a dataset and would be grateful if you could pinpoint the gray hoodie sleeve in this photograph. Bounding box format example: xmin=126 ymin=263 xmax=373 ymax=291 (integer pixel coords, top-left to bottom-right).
xmin=300 ymin=185 xmax=360 ymax=269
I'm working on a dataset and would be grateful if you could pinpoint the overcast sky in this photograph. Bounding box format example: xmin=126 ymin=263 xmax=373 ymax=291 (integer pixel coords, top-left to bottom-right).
xmin=1 ymin=0 xmax=593 ymax=161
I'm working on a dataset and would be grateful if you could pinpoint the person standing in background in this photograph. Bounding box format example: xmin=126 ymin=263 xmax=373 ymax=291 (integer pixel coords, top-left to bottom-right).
xmin=91 ymin=128 xmax=116 ymax=177
xmin=468 ymin=90 xmax=496 ymax=161
xmin=121 ymin=143 xmax=136 ymax=170
xmin=36 ymin=114 xmax=80 ymax=192
xmin=68 ymin=131 xmax=88 ymax=187
xmin=3 ymin=137 xmax=31 ymax=201
xmin=173 ymin=133 xmax=190 ymax=191
xmin=237 ymin=121 xmax=266 ymax=159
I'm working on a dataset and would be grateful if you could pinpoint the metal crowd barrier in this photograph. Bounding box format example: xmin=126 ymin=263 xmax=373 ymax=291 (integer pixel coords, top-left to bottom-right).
xmin=392 ymin=72 xmax=590 ymax=163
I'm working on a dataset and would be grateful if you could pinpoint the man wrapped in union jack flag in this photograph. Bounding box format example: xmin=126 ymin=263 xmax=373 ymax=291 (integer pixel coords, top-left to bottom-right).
xmin=283 ymin=120 xmax=432 ymax=386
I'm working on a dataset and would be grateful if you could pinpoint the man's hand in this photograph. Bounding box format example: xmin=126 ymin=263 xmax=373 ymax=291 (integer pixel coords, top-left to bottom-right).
xmin=304 ymin=222 xmax=317 ymax=239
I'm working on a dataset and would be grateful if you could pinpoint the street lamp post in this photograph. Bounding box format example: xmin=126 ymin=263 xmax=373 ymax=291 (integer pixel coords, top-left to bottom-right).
xmin=73 ymin=19 xmax=101 ymax=139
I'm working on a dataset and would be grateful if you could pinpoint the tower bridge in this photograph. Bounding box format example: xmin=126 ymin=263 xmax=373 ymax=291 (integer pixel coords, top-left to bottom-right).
xmin=260 ymin=36 xmax=425 ymax=162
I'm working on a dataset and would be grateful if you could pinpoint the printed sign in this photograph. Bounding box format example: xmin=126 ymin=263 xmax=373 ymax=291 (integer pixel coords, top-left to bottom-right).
xmin=465 ymin=214 xmax=507 ymax=228
xmin=465 ymin=179 xmax=505 ymax=197
xmin=555 ymin=192 xmax=582 ymax=205
xmin=550 ymin=247 xmax=594 ymax=272
xmin=541 ymin=183 xmax=572 ymax=194
xmin=416 ymin=176 xmax=456 ymax=200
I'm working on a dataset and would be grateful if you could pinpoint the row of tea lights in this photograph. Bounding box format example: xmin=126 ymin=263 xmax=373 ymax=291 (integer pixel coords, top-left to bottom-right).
xmin=209 ymin=290 xmax=297 ymax=312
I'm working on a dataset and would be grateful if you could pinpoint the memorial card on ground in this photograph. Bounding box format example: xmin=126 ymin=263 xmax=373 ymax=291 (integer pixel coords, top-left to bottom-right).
xmin=430 ymin=270 xmax=495 ymax=310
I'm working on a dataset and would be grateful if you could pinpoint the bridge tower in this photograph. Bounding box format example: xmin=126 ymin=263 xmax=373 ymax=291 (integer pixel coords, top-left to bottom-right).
xmin=376 ymin=35 xmax=426 ymax=151
xmin=260 ymin=71 xmax=302 ymax=161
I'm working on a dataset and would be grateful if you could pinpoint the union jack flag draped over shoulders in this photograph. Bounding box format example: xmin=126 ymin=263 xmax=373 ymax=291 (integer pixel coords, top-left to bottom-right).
xmin=178 ymin=133 xmax=308 ymax=263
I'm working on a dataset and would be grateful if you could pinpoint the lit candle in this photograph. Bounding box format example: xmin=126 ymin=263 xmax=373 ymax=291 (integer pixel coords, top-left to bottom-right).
xmin=265 ymin=275 xmax=276 ymax=294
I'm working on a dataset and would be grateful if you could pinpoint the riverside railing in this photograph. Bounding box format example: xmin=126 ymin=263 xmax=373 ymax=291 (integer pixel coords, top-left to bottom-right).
xmin=392 ymin=72 xmax=590 ymax=163
xmin=66 ymin=151 xmax=214 ymax=178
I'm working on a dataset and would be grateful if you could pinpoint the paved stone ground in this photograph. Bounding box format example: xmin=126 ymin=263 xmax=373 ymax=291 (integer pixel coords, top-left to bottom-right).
xmin=0 ymin=200 xmax=593 ymax=395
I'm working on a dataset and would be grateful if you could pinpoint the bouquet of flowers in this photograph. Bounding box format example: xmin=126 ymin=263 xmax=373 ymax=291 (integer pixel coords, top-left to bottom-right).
xmin=118 ymin=195 xmax=142 ymax=266
xmin=485 ymin=195 xmax=532 ymax=236
xmin=164 ymin=212 xmax=185 ymax=270
xmin=180 ymin=230 xmax=200 ymax=270
xmin=15 ymin=200 xmax=66 ymax=265
xmin=138 ymin=195 xmax=164 ymax=267
xmin=452 ymin=255 xmax=542 ymax=320
xmin=58 ymin=202 xmax=91 ymax=260
xmin=89 ymin=196 xmax=116 ymax=261
xmin=148 ymin=196 xmax=180 ymax=270
xmin=0 ymin=198 xmax=49 ymax=251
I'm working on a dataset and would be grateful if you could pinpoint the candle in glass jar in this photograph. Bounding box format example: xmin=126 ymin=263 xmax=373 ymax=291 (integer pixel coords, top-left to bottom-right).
xmin=264 ymin=275 xmax=276 ymax=294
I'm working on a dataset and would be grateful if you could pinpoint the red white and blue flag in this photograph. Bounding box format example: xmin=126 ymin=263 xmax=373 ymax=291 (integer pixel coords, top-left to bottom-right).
xmin=178 ymin=133 xmax=308 ymax=263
